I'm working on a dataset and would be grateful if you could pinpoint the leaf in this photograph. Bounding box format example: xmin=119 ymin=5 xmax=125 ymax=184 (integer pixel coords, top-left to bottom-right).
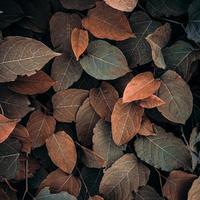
xmin=0 ymin=87 xmax=34 ymax=119
xmin=76 ymin=142 xmax=105 ymax=169
xmin=0 ymin=36 xmax=60 ymax=83
xmin=82 ymin=1 xmax=134 ymax=41
xmin=71 ymin=28 xmax=89 ymax=61
xmin=162 ymin=41 xmax=198 ymax=81
xmin=0 ymin=189 xmax=9 ymax=200
xmin=186 ymin=0 xmax=200 ymax=43
xmin=157 ymin=70 xmax=193 ymax=124
xmin=188 ymin=177 xmax=200 ymax=200
xmin=89 ymin=195 xmax=104 ymax=200
xmin=99 ymin=153 xmax=150 ymax=200
xmin=0 ymin=139 xmax=20 ymax=179
xmin=8 ymin=71 xmax=55 ymax=95
xmin=134 ymin=125 xmax=192 ymax=171
xmin=162 ymin=170 xmax=197 ymax=200
xmin=39 ymin=169 xmax=81 ymax=197
xmin=89 ymin=82 xmax=119 ymax=122
xmin=111 ymin=99 xmax=144 ymax=145
xmin=138 ymin=115 xmax=155 ymax=136
xmin=59 ymin=0 xmax=95 ymax=11
xmin=134 ymin=185 xmax=164 ymax=200
xmin=50 ymin=12 xmax=81 ymax=53
xmin=104 ymin=0 xmax=138 ymax=12
xmin=117 ymin=11 xmax=160 ymax=67
xmin=139 ymin=95 xmax=165 ymax=109
xmin=80 ymin=40 xmax=130 ymax=80
xmin=0 ymin=114 xmax=17 ymax=143
xmin=46 ymin=131 xmax=77 ymax=174
xmin=51 ymin=54 xmax=83 ymax=92
xmin=123 ymin=72 xmax=161 ymax=103
xmin=27 ymin=110 xmax=56 ymax=149
xmin=146 ymin=23 xmax=171 ymax=69
xmin=36 ymin=187 xmax=77 ymax=200
xmin=76 ymin=97 xmax=100 ymax=147
xmin=93 ymin=120 xmax=126 ymax=169
xmin=52 ymin=89 xmax=88 ymax=122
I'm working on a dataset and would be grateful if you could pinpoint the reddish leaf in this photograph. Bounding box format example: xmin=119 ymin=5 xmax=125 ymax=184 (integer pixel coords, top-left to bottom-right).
xmin=123 ymin=72 xmax=161 ymax=103
xmin=138 ymin=115 xmax=155 ymax=136
xmin=139 ymin=95 xmax=165 ymax=109
xmin=89 ymin=195 xmax=104 ymax=200
xmin=82 ymin=1 xmax=134 ymax=41
xmin=46 ymin=131 xmax=77 ymax=174
xmin=27 ymin=110 xmax=56 ymax=149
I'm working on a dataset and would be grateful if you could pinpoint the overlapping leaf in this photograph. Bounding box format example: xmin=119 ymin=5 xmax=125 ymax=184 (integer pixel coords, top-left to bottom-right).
xmin=188 ymin=177 xmax=200 ymax=200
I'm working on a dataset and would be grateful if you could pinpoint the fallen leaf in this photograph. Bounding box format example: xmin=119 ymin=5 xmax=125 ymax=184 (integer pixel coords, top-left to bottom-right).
xmin=188 ymin=177 xmax=200 ymax=200
xmin=52 ymin=89 xmax=88 ymax=122
xmin=99 ymin=154 xmax=150 ymax=199
xmin=157 ymin=70 xmax=193 ymax=124
xmin=89 ymin=195 xmax=104 ymax=200
xmin=40 ymin=169 xmax=81 ymax=197
xmin=0 ymin=36 xmax=60 ymax=82
xmin=80 ymin=40 xmax=130 ymax=80
xmin=139 ymin=95 xmax=165 ymax=109
xmin=82 ymin=1 xmax=134 ymax=41
xmin=27 ymin=110 xmax=56 ymax=149
xmin=71 ymin=28 xmax=89 ymax=61
xmin=146 ymin=23 xmax=171 ymax=69
xmin=51 ymin=54 xmax=83 ymax=91
xmin=111 ymin=99 xmax=144 ymax=145
xmin=8 ymin=71 xmax=55 ymax=95
xmin=138 ymin=115 xmax=155 ymax=136
xmin=123 ymin=72 xmax=161 ymax=103
xmin=89 ymin=82 xmax=119 ymax=121
xmin=46 ymin=131 xmax=77 ymax=174
xmin=163 ymin=170 xmax=197 ymax=200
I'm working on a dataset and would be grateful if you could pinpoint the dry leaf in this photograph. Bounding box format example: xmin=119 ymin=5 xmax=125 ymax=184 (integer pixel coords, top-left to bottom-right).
xmin=89 ymin=82 xmax=119 ymax=122
xmin=123 ymin=72 xmax=161 ymax=103
xmin=138 ymin=115 xmax=155 ymax=136
xmin=104 ymin=0 xmax=138 ymax=12
xmin=0 ymin=36 xmax=60 ymax=82
xmin=188 ymin=177 xmax=200 ymax=200
xmin=27 ymin=110 xmax=56 ymax=149
xmin=46 ymin=131 xmax=77 ymax=174
xmin=146 ymin=23 xmax=171 ymax=69
xmin=139 ymin=95 xmax=165 ymax=109
xmin=89 ymin=195 xmax=104 ymax=200
xmin=71 ymin=28 xmax=89 ymax=61
xmin=52 ymin=89 xmax=88 ymax=122
xmin=82 ymin=1 xmax=134 ymax=41
xmin=111 ymin=98 xmax=144 ymax=145
xmin=40 ymin=169 xmax=81 ymax=197
xmin=8 ymin=71 xmax=55 ymax=95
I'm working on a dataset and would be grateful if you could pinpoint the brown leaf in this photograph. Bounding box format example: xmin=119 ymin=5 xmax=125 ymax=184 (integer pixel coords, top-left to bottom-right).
xmin=76 ymin=142 xmax=105 ymax=169
xmin=11 ymin=124 xmax=32 ymax=153
xmin=89 ymin=82 xmax=119 ymax=122
xmin=111 ymin=98 xmax=144 ymax=145
xmin=99 ymin=154 xmax=150 ymax=199
xmin=76 ymin=97 xmax=100 ymax=147
xmin=123 ymin=72 xmax=161 ymax=103
xmin=52 ymin=89 xmax=88 ymax=122
xmin=27 ymin=110 xmax=56 ymax=149
xmin=0 ymin=114 xmax=17 ymax=143
xmin=138 ymin=115 xmax=155 ymax=136
xmin=50 ymin=12 xmax=81 ymax=53
xmin=51 ymin=54 xmax=83 ymax=91
xmin=8 ymin=71 xmax=55 ymax=95
xmin=82 ymin=1 xmax=134 ymax=41
xmin=39 ymin=169 xmax=81 ymax=197
xmin=188 ymin=177 xmax=200 ymax=200
xmin=163 ymin=170 xmax=197 ymax=200
xmin=46 ymin=131 xmax=77 ymax=174
xmin=0 ymin=36 xmax=60 ymax=83
xmin=71 ymin=28 xmax=89 ymax=61
xmin=139 ymin=95 xmax=165 ymax=109
xmin=89 ymin=195 xmax=104 ymax=200
xmin=104 ymin=0 xmax=138 ymax=12
xmin=146 ymin=23 xmax=171 ymax=69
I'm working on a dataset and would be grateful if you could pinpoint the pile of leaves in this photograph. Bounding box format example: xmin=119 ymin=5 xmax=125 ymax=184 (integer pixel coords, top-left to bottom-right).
xmin=0 ymin=0 xmax=200 ymax=199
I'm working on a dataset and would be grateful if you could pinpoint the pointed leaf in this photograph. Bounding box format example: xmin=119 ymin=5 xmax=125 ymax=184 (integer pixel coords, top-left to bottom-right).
xmin=138 ymin=115 xmax=155 ymax=136
xmin=139 ymin=95 xmax=165 ymax=109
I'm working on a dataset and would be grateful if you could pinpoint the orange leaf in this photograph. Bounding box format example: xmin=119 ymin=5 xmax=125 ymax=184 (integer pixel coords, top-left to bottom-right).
xmin=71 ymin=28 xmax=89 ymax=60
xmin=138 ymin=116 xmax=155 ymax=136
xmin=89 ymin=195 xmax=104 ymax=200
xmin=123 ymin=72 xmax=161 ymax=103
xmin=82 ymin=1 xmax=134 ymax=41
xmin=139 ymin=95 xmax=165 ymax=109
xmin=0 ymin=114 xmax=18 ymax=143
xmin=46 ymin=131 xmax=77 ymax=174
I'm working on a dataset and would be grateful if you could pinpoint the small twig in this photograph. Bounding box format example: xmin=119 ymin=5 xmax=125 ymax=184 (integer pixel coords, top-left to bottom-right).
xmin=0 ymin=104 xmax=4 ymax=115
xmin=0 ymin=177 xmax=17 ymax=192
xmin=161 ymin=18 xmax=185 ymax=29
